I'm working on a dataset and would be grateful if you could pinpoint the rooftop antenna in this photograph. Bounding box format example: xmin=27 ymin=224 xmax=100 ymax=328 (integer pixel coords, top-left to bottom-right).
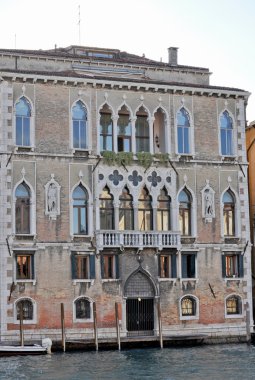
xmin=78 ymin=5 xmax=81 ymax=45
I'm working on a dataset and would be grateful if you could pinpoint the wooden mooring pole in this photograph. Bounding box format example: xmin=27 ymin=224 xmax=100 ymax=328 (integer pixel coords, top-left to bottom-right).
xmin=115 ymin=302 xmax=121 ymax=351
xmin=157 ymin=300 xmax=163 ymax=349
xmin=19 ymin=306 xmax=24 ymax=347
xmin=93 ymin=302 xmax=98 ymax=351
xmin=61 ymin=303 xmax=66 ymax=352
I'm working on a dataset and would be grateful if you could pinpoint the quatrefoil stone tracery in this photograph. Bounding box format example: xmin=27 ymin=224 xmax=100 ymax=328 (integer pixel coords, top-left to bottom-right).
xmin=128 ymin=170 xmax=143 ymax=186
xmin=109 ymin=170 xmax=123 ymax=186
xmin=148 ymin=171 xmax=162 ymax=187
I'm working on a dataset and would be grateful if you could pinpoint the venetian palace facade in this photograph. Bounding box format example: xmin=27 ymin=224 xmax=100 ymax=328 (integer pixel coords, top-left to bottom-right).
xmin=0 ymin=45 xmax=252 ymax=344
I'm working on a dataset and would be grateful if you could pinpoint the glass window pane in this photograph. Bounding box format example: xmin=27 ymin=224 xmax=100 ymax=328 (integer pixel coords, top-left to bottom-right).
xmin=16 ymin=117 xmax=23 ymax=145
xmin=177 ymin=126 xmax=183 ymax=153
xmin=73 ymin=121 xmax=80 ymax=148
xmin=73 ymin=208 xmax=79 ymax=234
xmin=80 ymin=121 xmax=86 ymax=149
xmin=80 ymin=208 xmax=86 ymax=233
xmin=183 ymin=127 xmax=190 ymax=153
xmin=23 ymin=118 xmax=30 ymax=146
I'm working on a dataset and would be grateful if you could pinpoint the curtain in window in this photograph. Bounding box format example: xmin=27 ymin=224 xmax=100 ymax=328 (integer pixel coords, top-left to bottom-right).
xmin=178 ymin=189 xmax=191 ymax=235
xmin=157 ymin=188 xmax=171 ymax=231
xmin=223 ymin=190 xmax=235 ymax=236
xmin=138 ymin=187 xmax=152 ymax=230
xmin=100 ymin=187 xmax=114 ymax=229
xmin=119 ymin=187 xmax=134 ymax=230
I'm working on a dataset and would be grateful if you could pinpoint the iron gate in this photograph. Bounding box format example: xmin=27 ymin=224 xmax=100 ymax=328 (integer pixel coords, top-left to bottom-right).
xmin=126 ymin=298 xmax=154 ymax=336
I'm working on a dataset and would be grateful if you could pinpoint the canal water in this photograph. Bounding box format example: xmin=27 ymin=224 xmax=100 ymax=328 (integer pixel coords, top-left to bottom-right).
xmin=1 ymin=344 xmax=255 ymax=380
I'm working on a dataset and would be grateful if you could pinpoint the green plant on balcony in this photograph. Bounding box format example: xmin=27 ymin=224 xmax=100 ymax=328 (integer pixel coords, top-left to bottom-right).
xmin=101 ymin=151 xmax=116 ymax=165
xmin=115 ymin=152 xmax=133 ymax=166
xmin=136 ymin=152 xmax=153 ymax=168
xmin=154 ymin=153 xmax=169 ymax=165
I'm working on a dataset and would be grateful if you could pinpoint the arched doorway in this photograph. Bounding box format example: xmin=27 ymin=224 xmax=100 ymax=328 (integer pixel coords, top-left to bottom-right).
xmin=124 ymin=270 xmax=156 ymax=336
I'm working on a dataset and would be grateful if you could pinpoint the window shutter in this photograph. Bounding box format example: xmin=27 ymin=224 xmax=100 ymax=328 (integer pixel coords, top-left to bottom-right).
xmin=115 ymin=255 xmax=119 ymax=279
xmin=31 ymin=255 xmax=35 ymax=280
xmin=182 ymin=255 xmax=187 ymax=278
xmin=171 ymin=254 xmax=177 ymax=278
xmin=222 ymin=255 xmax=226 ymax=278
xmin=238 ymin=255 xmax=244 ymax=278
xmin=89 ymin=255 xmax=96 ymax=279
xmin=190 ymin=254 xmax=196 ymax=278
xmin=71 ymin=253 xmax=77 ymax=279
xmin=100 ymin=255 xmax=104 ymax=279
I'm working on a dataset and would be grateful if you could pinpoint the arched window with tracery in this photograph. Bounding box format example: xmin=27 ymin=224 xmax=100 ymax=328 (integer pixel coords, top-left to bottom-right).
xmin=15 ymin=182 xmax=31 ymax=234
xmin=100 ymin=186 xmax=114 ymax=230
xmin=138 ymin=187 xmax=152 ymax=231
xmin=177 ymin=107 xmax=190 ymax=154
xmin=178 ymin=188 xmax=191 ymax=235
xmin=119 ymin=187 xmax=134 ymax=230
xmin=72 ymin=184 xmax=88 ymax=235
xmin=220 ymin=110 xmax=233 ymax=156
xmin=72 ymin=100 xmax=87 ymax=149
xmin=15 ymin=96 xmax=31 ymax=146
xmin=223 ymin=190 xmax=235 ymax=236
xmin=181 ymin=296 xmax=196 ymax=316
xmin=157 ymin=188 xmax=171 ymax=231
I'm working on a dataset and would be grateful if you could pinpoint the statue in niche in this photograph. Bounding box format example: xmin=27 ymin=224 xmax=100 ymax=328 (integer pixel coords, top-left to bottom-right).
xmin=45 ymin=174 xmax=61 ymax=220
xmin=48 ymin=183 xmax=57 ymax=212
xmin=201 ymin=181 xmax=215 ymax=221
xmin=204 ymin=189 xmax=214 ymax=217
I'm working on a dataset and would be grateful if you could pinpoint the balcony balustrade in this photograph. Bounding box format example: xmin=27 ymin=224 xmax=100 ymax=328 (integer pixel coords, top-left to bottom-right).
xmin=95 ymin=230 xmax=181 ymax=251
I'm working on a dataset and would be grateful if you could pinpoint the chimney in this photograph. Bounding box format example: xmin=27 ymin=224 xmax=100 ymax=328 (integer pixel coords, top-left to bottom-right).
xmin=168 ymin=47 xmax=178 ymax=65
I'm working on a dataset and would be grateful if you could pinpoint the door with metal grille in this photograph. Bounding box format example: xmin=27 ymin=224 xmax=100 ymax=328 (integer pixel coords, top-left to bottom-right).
xmin=126 ymin=298 xmax=154 ymax=336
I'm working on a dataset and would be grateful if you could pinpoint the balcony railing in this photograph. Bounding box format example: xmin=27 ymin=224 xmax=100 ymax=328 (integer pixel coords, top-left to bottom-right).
xmin=95 ymin=230 xmax=181 ymax=251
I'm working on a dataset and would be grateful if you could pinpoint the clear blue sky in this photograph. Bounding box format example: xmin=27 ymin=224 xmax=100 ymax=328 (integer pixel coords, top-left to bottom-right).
xmin=1 ymin=0 xmax=254 ymax=122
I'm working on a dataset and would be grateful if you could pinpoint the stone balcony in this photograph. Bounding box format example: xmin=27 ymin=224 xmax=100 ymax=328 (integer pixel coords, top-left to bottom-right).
xmin=95 ymin=230 xmax=181 ymax=251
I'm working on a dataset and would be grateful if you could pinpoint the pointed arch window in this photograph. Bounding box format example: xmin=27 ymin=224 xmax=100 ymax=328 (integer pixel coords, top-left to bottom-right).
xmin=157 ymin=188 xmax=171 ymax=231
xmin=100 ymin=104 xmax=113 ymax=151
xmin=223 ymin=190 xmax=235 ymax=236
xmin=15 ymin=97 xmax=31 ymax=146
xmin=135 ymin=107 xmax=149 ymax=152
xmin=117 ymin=106 xmax=131 ymax=152
xmin=100 ymin=186 xmax=114 ymax=230
xmin=16 ymin=299 xmax=33 ymax=320
xmin=119 ymin=187 xmax=134 ymax=230
xmin=177 ymin=107 xmax=190 ymax=154
xmin=15 ymin=182 xmax=30 ymax=234
xmin=178 ymin=188 xmax=191 ymax=235
xmin=220 ymin=111 xmax=233 ymax=156
xmin=138 ymin=187 xmax=152 ymax=231
xmin=72 ymin=100 xmax=87 ymax=149
xmin=73 ymin=185 xmax=88 ymax=235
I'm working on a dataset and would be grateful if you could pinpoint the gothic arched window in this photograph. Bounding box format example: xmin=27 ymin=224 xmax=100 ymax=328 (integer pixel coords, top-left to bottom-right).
xmin=72 ymin=101 xmax=87 ymax=149
xmin=15 ymin=97 xmax=31 ymax=146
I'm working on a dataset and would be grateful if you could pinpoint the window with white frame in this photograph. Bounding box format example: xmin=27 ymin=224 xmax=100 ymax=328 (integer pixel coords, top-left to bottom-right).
xmin=225 ymin=295 xmax=242 ymax=316
xmin=15 ymin=182 xmax=31 ymax=234
xmin=222 ymin=253 xmax=243 ymax=278
xmin=135 ymin=106 xmax=150 ymax=152
xmin=100 ymin=104 xmax=113 ymax=152
xmin=178 ymin=188 xmax=191 ymax=236
xmin=74 ymin=297 xmax=93 ymax=321
xmin=16 ymin=298 xmax=34 ymax=321
xmin=72 ymin=100 xmax=87 ymax=149
xmin=100 ymin=186 xmax=114 ymax=230
xmin=158 ymin=252 xmax=177 ymax=278
xmin=71 ymin=253 xmax=95 ymax=280
xmin=220 ymin=110 xmax=233 ymax=156
xmin=72 ymin=184 xmax=88 ymax=235
xmin=15 ymin=253 xmax=35 ymax=281
xmin=177 ymin=107 xmax=190 ymax=154
xmin=223 ymin=190 xmax=235 ymax=236
xmin=117 ymin=105 xmax=132 ymax=152
xmin=180 ymin=295 xmax=198 ymax=320
xmin=15 ymin=96 xmax=31 ymax=147
xmin=101 ymin=253 xmax=119 ymax=279
xmin=157 ymin=187 xmax=171 ymax=231
xmin=181 ymin=253 xmax=196 ymax=278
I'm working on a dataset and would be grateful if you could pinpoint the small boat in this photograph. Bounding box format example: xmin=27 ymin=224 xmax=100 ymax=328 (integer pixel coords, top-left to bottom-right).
xmin=0 ymin=338 xmax=52 ymax=356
